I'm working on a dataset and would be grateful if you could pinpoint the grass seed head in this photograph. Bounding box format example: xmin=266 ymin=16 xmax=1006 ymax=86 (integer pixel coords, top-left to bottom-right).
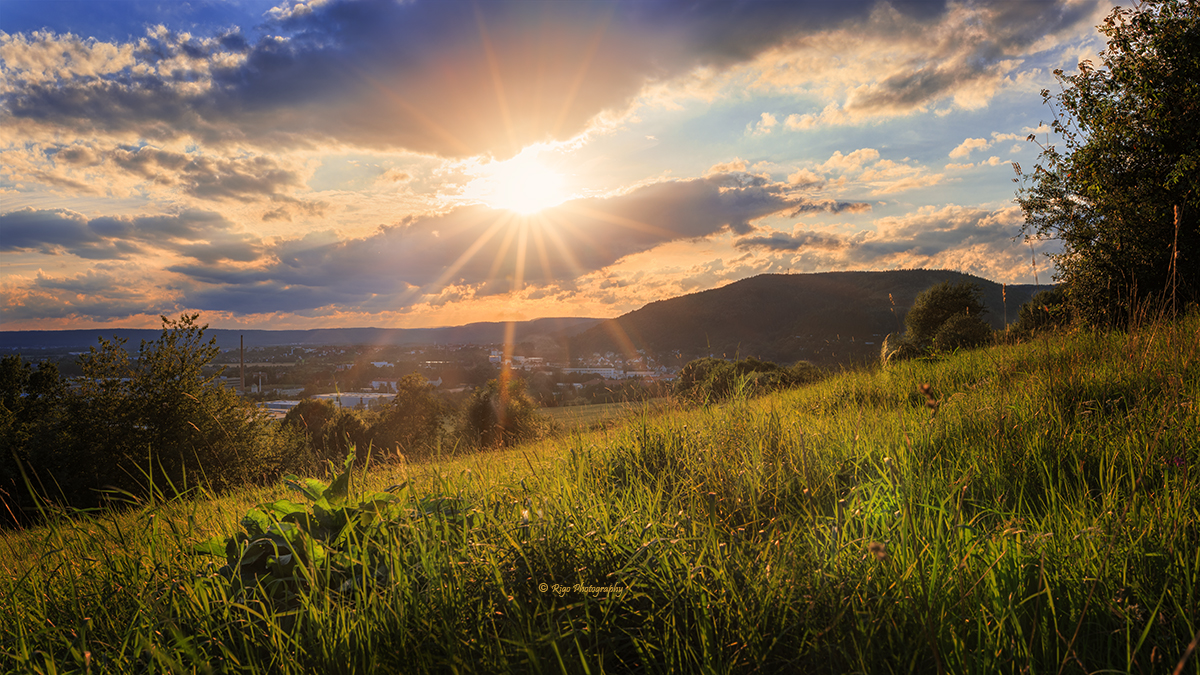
xmin=869 ymin=542 xmax=888 ymax=560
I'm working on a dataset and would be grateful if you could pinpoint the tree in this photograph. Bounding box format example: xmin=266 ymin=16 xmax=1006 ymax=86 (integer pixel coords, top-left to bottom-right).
xmin=462 ymin=377 xmax=540 ymax=448
xmin=1 ymin=356 xmax=67 ymax=523
xmin=63 ymin=315 xmax=273 ymax=499
xmin=904 ymin=281 xmax=990 ymax=349
xmin=372 ymin=373 xmax=449 ymax=458
xmin=1016 ymin=0 xmax=1199 ymax=324
xmin=281 ymin=398 xmax=375 ymax=464
xmin=1015 ymin=287 xmax=1073 ymax=333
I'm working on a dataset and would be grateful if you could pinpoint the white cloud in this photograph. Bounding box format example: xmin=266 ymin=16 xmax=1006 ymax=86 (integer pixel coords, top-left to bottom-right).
xmin=949 ymin=137 xmax=991 ymax=159
xmin=819 ymin=148 xmax=880 ymax=173
xmin=748 ymin=112 xmax=778 ymax=135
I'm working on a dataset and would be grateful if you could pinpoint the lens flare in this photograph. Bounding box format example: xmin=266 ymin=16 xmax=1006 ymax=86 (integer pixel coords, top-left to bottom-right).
xmin=465 ymin=147 xmax=568 ymax=215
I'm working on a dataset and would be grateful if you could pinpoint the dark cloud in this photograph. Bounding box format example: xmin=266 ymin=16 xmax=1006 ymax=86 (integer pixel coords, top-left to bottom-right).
xmin=1 ymin=0 xmax=1073 ymax=159
xmin=734 ymin=230 xmax=845 ymax=252
xmin=844 ymin=0 xmax=1103 ymax=116
xmin=1 ymin=268 xmax=181 ymax=322
xmin=0 ymin=207 xmax=262 ymax=262
xmin=106 ymin=147 xmax=305 ymax=201
xmin=162 ymin=171 xmax=856 ymax=315
xmin=734 ymin=205 xmax=1022 ymax=265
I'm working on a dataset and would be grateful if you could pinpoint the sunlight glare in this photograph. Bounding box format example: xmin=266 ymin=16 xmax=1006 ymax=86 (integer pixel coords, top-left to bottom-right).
xmin=466 ymin=147 xmax=568 ymax=215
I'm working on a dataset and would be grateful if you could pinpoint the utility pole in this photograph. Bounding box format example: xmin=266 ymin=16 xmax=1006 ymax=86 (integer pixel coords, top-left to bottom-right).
xmin=240 ymin=335 xmax=245 ymax=394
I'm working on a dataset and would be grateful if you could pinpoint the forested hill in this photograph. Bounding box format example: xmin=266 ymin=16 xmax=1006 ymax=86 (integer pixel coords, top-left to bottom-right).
xmin=568 ymin=270 xmax=1043 ymax=366
xmin=0 ymin=316 xmax=603 ymax=352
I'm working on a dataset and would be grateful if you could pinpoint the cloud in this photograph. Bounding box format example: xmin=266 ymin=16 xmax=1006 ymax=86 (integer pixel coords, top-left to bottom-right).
xmin=734 ymin=204 xmax=1036 ymax=280
xmin=747 ymin=112 xmax=778 ymax=135
xmin=819 ymin=148 xmax=880 ymax=172
xmin=3 ymin=1 xmax=1086 ymax=160
xmin=787 ymin=168 xmax=825 ymax=189
xmin=0 ymin=31 xmax=136 ymax=86
xmin=106 ymin=146 xmax=306 ymax=201
xmin=175 ymin=171 xmax=848 ymax=297
xmin=784 ymin=103 xmax=850 ymax=130
xmin=1 ymin=266 xmax=182 ymax=322
xmin=705 ymin=158 xmax=749 ymax=175
xmin=2 ymin=1 xmax=960 ymax=159
xmin=747 ymin=1 xmax=1105 ymax=127
xmin=0 ymin=171 xmax=870 ymax=321
xmin=949 ymin=131 xmax=1028 ymax=158
xmin=0 ymin=207 xmax=263 ymax=262
xmin=949 ymin=137 xmax=991 ymax=159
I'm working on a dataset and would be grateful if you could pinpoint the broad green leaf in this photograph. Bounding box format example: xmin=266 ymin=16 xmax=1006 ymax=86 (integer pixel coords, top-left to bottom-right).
xmin=192 ymin=536 xmax=227 ymax=557
xmin=284 ymin=474 xmax=327 ymax=501
xmin=323 ymin=455 xmax=354 ymax=505
xmin=259 ymin=498 xmax=307 ymax=517
xmin=241 ymin=509 xmax=271 ymax=539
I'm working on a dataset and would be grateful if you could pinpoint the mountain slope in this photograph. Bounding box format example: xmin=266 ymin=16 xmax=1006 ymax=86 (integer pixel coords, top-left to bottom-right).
xmin=568 ymin=270 xmax=1042 ymax=366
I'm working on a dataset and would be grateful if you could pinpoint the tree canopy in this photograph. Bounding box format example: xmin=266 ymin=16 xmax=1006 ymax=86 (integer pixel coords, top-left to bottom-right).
xmin=903 ymin=281 xmax=989 ymax=349
xmin=1016 ymin=0 xmax=1199 ymax=324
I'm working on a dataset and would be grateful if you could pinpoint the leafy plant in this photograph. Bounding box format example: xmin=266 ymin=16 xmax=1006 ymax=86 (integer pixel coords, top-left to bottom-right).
xmin=194 ymin=453 xmax=408 ymax=611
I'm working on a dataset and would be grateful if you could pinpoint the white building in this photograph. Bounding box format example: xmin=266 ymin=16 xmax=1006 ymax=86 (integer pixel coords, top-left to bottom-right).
xmin=563 ymin=367 xmax=623 ymax=379
xmin=312 ymin=392 xmax=396 ymax=409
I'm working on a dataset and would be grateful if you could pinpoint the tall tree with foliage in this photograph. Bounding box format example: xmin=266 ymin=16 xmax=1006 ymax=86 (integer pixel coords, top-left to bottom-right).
xmin=1015 ymin=0 xmax=1199 ymax=324
xmin=373 ymin=373 xmax=449 ymax=458
xmin=903 ymin=281 xmax=990 ymax=349
xmin=462 ymin=377 xmax=540 ymax=449
xmin=68 ymin=314 xmax=275 ymax=496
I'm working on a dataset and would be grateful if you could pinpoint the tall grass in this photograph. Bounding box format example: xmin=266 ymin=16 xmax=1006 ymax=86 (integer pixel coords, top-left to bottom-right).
xmin=2 ymin=315 xmax=1197 ymax=673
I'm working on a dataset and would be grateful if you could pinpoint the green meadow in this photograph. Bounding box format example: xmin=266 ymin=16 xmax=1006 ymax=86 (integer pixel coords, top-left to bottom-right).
xmin=3 ymin=315 xmax=1197 ymax=674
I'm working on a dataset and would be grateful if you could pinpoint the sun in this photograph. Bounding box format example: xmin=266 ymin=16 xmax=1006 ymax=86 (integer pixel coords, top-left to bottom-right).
xmin=465 ymin=147 xmax=568 ymax=215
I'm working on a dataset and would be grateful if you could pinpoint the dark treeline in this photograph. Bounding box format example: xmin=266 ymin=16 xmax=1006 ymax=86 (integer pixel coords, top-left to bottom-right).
xmin=0 ymin=315 xmax=548 ymax=527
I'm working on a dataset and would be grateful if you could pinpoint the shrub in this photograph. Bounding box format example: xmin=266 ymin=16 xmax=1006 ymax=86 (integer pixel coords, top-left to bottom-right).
xmin=461 ymin=377 xmax=541 ymax=449
xmin=674 ymin=356 xmax=821 ymax=403
xmin=282 ymin=398 xmax=375 ymax=465
xmin=904 ymin=281 xmax=988 ymax=347
xmin=879 ymin=333 xmax=922 ymax=365
xmin=1015 ymin=287 xmax=1072 ymax=334
xmin=934 ymin=312 xmax=993 ymax=351
xmin=372 ymin=373 xmax=450 ymax=459
xmin=5 ymin=315 xmax=284 ymax=510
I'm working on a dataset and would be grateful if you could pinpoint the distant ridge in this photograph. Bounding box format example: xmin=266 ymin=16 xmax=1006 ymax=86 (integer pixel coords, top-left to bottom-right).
xmin=0 ymin=316 xmax=603 ymax=352
xmin=568 ymin=270 xmax=1044 ymax=366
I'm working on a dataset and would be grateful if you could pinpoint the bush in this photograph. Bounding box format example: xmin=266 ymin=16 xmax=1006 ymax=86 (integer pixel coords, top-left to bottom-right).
xmin=904 ymin=281 xmax=988 ymax=347
xmin=880 ymin=333 xmax=922 ymax=365
xmin=461 ymin=378 xmax=541 ymax=449
xmin=934 ymin=312 xmax=993 ymax=351
xmin=1015 ymin=287 xmax=1072 ymax=334
xmin=4 ymin=315 xmax=285 ymax=512
xmin=674 ymin=357 xmax=821 ymax=403
xmin=372 ymin=373 xmax=450 ymax=459
xmin=281 ymin=398 xmax=375 ymax=465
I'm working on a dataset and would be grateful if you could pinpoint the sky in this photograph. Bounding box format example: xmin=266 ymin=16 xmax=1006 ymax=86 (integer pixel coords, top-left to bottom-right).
xmin=0 ymin=0 xmax=1117 ymax=330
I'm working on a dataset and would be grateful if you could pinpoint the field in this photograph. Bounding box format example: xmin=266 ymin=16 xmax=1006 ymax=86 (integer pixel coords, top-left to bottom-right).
xmin=539 ymin=400 xmax=669 ymax=433
xmin=2 ymin=316 xmax=1198 ymax=674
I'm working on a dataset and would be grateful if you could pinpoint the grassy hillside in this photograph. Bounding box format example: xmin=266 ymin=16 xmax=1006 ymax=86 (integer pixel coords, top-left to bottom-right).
xmin=568 ymin=270 xmax=1041 ymax=366
xmin=3 ymin=315 xmax=1197 ymax=674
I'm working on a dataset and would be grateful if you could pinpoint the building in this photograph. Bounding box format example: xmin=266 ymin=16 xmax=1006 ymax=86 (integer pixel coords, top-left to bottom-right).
xmin=312 ymin=392 xmax=396 ymax=409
